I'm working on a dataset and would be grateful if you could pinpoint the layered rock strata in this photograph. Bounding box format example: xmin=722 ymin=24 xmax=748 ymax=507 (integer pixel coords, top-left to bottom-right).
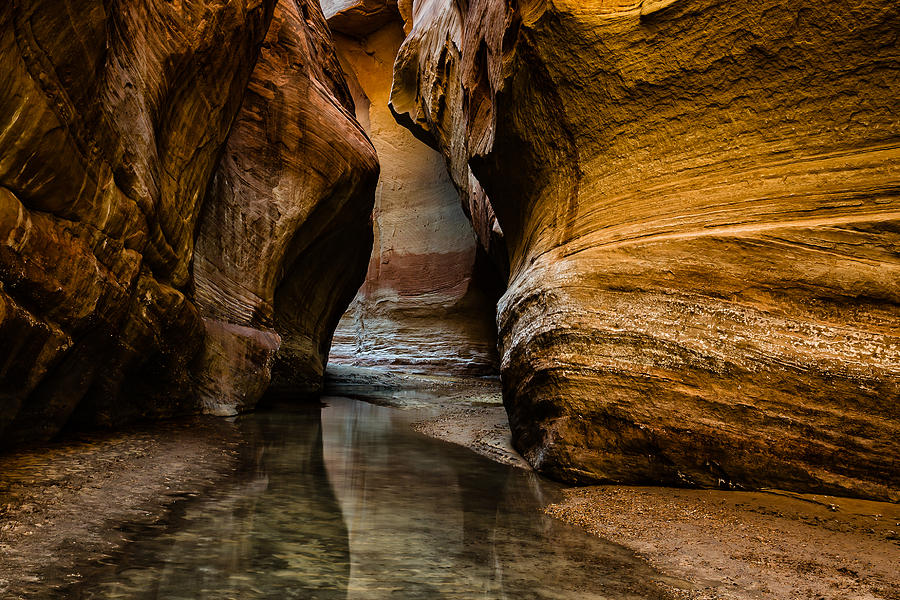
xmin=193 ymin=0 xmax=378 ymax=414
xmin=390 ymin=0 xmax=900 ymax=500
xmin=0 ymin=0 xmax=376 ymax=442
xmin=324 ymin=3 xmax=500 ymax=376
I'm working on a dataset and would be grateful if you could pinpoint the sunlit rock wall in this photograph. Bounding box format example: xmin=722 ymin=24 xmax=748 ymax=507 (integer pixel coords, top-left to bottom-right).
xmin=390 ymin=0 xmax=900 ymax=500
xmin=324 ymin=3 xmax=500 ymax=376
xmin=0 ymin=0 xmax=377 ymax=442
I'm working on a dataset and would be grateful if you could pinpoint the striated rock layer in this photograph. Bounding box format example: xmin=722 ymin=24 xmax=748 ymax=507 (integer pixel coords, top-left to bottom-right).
xmin=0 ymin=0 xmax=376 ymax=443
xmin=193 ymin=0 xmax=378 ymax=414
xmin=324 ymin=3 xmax=500 ymax=376
xmin=391 ymin=0 xmax=900 ymax=500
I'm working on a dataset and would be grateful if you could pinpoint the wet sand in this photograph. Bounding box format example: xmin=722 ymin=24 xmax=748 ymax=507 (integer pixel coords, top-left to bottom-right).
xmin=0 ymin=418 xmax=243 ymax=598
xmin=546 ymin=487 xmax=900 ymax=600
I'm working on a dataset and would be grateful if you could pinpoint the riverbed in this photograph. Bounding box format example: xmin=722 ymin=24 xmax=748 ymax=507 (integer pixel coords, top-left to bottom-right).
xmin=2 ymin=382 xmax=897 ymax=600
xmin=0 ymin=396 xmax=685 ymax=599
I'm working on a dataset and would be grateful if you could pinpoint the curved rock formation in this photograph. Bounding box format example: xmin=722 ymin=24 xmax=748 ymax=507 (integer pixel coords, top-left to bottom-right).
xmin=192 ymin=0 xmax=378 ymax=414
xmin=0 ymin=0 xmax=274 ymax=443
xmin=391 ymin=0 xmax=900 ymax=500
xmin=324 ymin=3 xmax=501 ymax=376
xmin=0 ymin=0 xmax=376 ymax=442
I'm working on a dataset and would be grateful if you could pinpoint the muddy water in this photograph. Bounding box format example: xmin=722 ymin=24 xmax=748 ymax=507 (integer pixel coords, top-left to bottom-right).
xmin=58 ymin=397 xmax=681 ymax=599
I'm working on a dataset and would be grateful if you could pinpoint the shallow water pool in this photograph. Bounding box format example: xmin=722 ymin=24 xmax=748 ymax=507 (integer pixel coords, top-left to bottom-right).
xmin=60 ymin=397 xmax=678 ymax=599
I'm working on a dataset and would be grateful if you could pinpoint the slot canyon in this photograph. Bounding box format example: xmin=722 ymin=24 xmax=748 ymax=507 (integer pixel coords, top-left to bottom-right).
xmin=0 ymin=0 xmax=897 ymax=598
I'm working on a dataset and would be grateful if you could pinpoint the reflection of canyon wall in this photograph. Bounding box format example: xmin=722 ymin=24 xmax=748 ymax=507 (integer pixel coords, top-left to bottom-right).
xmin=390 ymin=0 xmax=900 ymax=500
xmin=0 ymin=0 xmax=376 ymax=444
xmin=320 ymin=399 xmax=467 ymax=596
xmin=76 ymin=407 xmax=350 ymax=598
xmin=323 ymin=2 xmax=500 ymax=376
xmin=318 ymin=397 xmax=674 ymax=598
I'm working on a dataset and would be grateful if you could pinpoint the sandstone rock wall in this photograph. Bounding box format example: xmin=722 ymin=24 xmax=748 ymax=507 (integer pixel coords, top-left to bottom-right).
xmin=390 ymin=0 xmax=900 ymax=500
xmin=0 ymin=0 xmax=377 ymax=443
xmin=324 ymin=4 xmax=500 ymax=376
xmin=193 ymin=0 xmax=378 ymax=414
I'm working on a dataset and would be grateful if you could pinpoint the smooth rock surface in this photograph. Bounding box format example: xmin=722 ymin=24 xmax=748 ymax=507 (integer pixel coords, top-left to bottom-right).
xmin=0 ymin=0 xmax=377 ymax=441
xmin=326 ymin=7 xmax=500 ymax=376
xmin=0 ymin=0 xmax=274 ymax=444
xmin=193 ymin=0 xmax=378 ymax=413
xmin=390 ymin=0 xmax=900 ymax=500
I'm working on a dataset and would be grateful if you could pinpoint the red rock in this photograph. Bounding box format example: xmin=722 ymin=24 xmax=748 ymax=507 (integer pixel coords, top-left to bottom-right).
xmin=0 ymin=0 xmax=377 ymax=440
xmin=193 ymin=0 xmax=378 ymax=413
xmin=325 ymin=8 xmax=500 ymax=376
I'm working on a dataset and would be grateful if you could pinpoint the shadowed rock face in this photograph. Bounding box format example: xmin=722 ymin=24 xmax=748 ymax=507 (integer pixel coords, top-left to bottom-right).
xmin=390 ymin=0 xmax=900 ymax=500
xmin=0 ymin=0 xmax=377 ymax=441
xmin=324 ymin=5 xmax=501 ymax=376
xmin=192 ymin=0 xmax=378 ymax=413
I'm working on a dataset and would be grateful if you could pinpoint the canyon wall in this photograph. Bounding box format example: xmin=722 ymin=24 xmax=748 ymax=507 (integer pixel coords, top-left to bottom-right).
xmin=390 ymin=0 xmax=900 ymax=500
xmin=0 ymin=0 xmax=376 ymax=444
xmin=323 ymin=2 xmax=500 ymax=376
xmin=193 ymin=0 xmax=378 ymax=414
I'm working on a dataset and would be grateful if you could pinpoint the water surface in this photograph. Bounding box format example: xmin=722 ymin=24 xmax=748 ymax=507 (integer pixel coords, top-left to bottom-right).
xmin=62 ymin=397 xmax=677 ymax=599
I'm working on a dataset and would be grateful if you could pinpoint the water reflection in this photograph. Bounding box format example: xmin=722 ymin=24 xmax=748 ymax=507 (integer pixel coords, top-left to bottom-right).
xmin=319 ymin=397 xmax=673 ymax=599
xmin=62 ymin=398 xmax=676 ymax=599
xmin=62 ymin=405 xmax=350 ymax=600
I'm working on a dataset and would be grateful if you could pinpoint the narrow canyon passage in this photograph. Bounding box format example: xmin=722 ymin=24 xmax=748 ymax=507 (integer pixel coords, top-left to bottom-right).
xmin=324 ymin=10 xmax=502 ymax=376
xmin=0 ymin=0 xmax=898 ymax=598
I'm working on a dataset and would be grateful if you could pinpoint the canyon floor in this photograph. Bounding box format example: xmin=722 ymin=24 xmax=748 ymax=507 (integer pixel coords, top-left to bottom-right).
xmin=0 ymin=368 xmax=896 ymax=599
xmin=329 ymin=366 xmax=900 ymax=600
xmin=0 ymin=417 xmax=244 ymax=598
xmin=546 ymin=486 xmax=900 ymax=600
